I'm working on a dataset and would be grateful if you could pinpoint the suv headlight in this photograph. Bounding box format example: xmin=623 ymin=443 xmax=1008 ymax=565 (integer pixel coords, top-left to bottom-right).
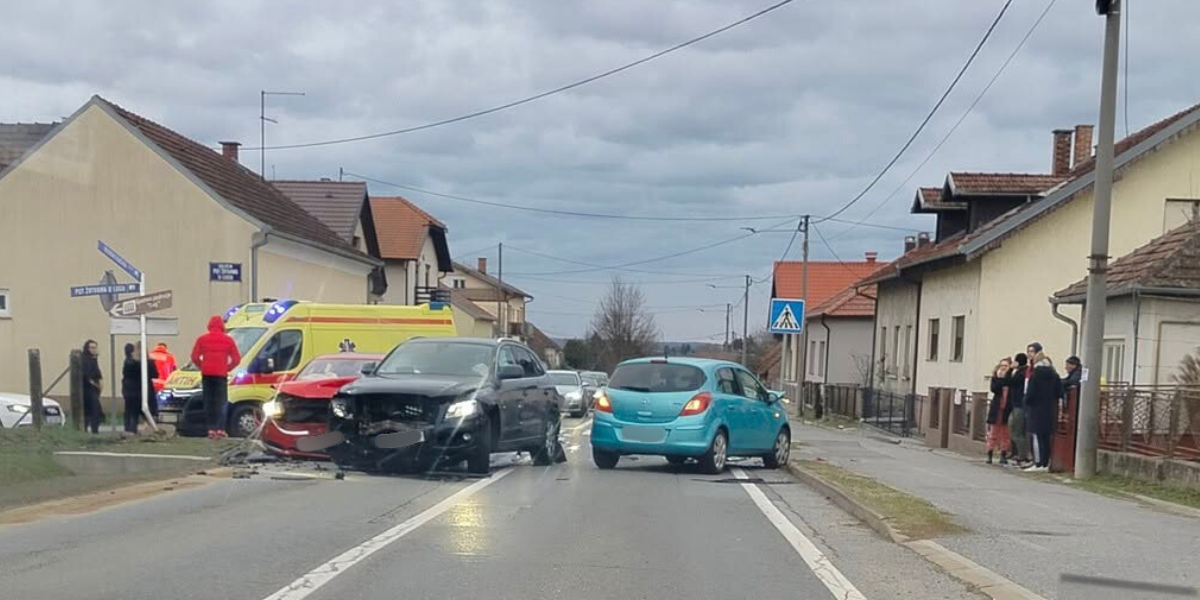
xmin=331 ymin=398 xmax=351 ymax=419
xmin=446 ymin=398 xmax=478 ymax=419
xmin=565 ymin=391 xmax=582 ymax=400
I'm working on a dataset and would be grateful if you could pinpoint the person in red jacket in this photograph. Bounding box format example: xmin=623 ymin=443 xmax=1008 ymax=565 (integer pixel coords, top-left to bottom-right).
xmin=191 ymin=316 xmax=241 ymax=439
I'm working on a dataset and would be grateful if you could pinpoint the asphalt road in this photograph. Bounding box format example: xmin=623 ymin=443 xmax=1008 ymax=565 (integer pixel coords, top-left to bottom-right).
xmin=0 ymin=416 xmax=977 ymax=599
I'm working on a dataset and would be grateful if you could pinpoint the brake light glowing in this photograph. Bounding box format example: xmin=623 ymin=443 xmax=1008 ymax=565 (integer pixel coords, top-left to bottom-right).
xmin=679 ymin=392 xmax=712 ymax=416
xmin=595 ymin=392 xmax=612 ymax=413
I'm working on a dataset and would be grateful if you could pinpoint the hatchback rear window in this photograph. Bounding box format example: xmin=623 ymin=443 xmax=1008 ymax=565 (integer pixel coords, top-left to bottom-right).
xmin=610 ymin=363 xmax=706 ymax=393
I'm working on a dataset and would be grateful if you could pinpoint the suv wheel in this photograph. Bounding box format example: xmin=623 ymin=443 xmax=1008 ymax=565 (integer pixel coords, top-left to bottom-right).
xmin=467 ymin=413 xmax=493 ymax=474
xmin=532 ymin=418 xmax=562 ymax=466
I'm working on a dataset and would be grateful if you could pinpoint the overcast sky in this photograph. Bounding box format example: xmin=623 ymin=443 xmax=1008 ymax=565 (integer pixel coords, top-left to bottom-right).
xmin=4 ymin=0 xmax=1199 ymax=341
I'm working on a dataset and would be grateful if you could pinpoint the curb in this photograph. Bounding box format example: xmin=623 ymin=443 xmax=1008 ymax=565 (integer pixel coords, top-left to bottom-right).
xmin=53 ymin=451 xmax=212 ymax=477
xmin=786 ymin=460 xmax=1047 ymax=600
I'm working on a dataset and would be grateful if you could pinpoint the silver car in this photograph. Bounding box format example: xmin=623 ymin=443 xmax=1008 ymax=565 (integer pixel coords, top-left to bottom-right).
xmin=548 ymin=370 xmax=588 ymax=417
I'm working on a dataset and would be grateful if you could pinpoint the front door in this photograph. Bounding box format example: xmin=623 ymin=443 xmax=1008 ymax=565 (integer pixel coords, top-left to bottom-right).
xmin=512 ymin=346 xmax=551 ymax=441
xmin=495 ymin=346 xmax=527 ymax=447
xmin=735 ymin=369 xmax=774 ymax=452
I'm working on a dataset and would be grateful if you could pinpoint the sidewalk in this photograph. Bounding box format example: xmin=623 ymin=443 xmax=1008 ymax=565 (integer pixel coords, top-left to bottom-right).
xmin=793 ymin=423 xmax=1199 ymax=599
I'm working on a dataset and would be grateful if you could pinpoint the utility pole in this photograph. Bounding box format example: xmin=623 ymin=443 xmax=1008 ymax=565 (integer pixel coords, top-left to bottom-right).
xmin=724 ymin=303 xmax=731 ymax=350
xmin=741 ymin=274 xmax=750 ymax=366
xmin=795 ymin=216 xmax=810 ymax=407
xmin=497 ymin=243 xmax=504 ymax=337
xmin=1077 ymin=0 xmax=1122 ymax=480
xmin=260 ymin=90 xmax=305 ymax=179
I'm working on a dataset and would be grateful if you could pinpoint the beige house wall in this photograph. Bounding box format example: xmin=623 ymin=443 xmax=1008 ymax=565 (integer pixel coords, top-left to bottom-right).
xmin=451 ymin=305 xmax=495 ymax=339
xmin=915 ymin=261 xmax=982 ymax=395
xmin=0 ymin=104 xmax=255 ymax=396
xmin=975 ymin=124 xmax=1200 ymax=388
xmin=256 ymin=237 xmax=371 ymax=304
xmin=379 ymin=236 xmax=442 ymax=305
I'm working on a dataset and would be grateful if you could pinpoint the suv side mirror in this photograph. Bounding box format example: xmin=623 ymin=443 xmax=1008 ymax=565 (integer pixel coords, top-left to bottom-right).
xmin=497 ymin=365 xmax=524 ymax=380
xmin=360 ymin=361 xmax=377 ymax=376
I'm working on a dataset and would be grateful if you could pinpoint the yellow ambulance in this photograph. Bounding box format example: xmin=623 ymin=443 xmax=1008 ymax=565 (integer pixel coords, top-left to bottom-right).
xmin=157 ymin=300 xmax=456 ymax=436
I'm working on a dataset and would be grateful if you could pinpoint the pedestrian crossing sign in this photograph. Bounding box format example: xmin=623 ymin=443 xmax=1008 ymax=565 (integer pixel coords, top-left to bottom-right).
xmin=768 ymin=298 xmax=805 ymax=334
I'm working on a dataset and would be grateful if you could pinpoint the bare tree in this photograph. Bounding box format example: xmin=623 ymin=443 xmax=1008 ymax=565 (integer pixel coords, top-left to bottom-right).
xmin=590 ymin=277 xmax=659 ymax=372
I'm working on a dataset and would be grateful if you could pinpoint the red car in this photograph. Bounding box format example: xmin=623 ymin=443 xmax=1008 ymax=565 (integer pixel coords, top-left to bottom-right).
xmin=261 ymin=353 xmax=384 ymax=459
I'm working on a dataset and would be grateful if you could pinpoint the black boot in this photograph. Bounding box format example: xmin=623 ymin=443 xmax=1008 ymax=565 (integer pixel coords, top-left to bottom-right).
xmin=1000 ymin=452 xmax=1009 ymax=465
xmin=987 ymin=450 xmax=994 ymax=464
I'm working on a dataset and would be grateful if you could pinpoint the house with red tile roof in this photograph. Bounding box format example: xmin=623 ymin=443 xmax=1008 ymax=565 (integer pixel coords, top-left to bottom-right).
xmin=868 ymin=102 xmax=1200 ymax=405
xmin=442 ymin=258 xmax=532 ymax=338
xmin=0 ymin=96 xmax=380 ymax=396
xmin=1052 ymin=220 xmax=1200 ymax=386
xmin=369 ymin=195 xmax=452 ymax=305
xmin=803 ymin=282 xmax=877 ymax=387
xmin=771 ymin=253 xmax=881 ymax=390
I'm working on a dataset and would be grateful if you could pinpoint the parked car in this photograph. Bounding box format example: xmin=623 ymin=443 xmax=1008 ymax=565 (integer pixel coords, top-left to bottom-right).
xmin=579 ymin=372 xmax=604 ymax=407
xmin=583 ymin=370 xmax=609 ymax=387
xmin=549 ymin=370 xmax=589 ymax=418
xmin=590 ymin=357 xmax=790 ymax=474
xmin=0 ymin=392 xmax=65 ymax=428
xmin=260 ymin=352 xmax=384 ymax=459
xmin=327 ymin=337 xmax=565 ymax=474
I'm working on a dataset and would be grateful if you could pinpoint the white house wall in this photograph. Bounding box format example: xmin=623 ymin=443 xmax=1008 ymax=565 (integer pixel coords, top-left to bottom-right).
xmin=873 ymin=277 xmax=920 ymax=394
xmin=916 ymin=261 xmax=982 ymax=395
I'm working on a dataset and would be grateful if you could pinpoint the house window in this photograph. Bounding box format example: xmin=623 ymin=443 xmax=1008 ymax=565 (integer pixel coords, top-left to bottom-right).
xmin=927 ymin=319 xmax=940 ymax=361
xmin=0 ymin=288 xmax=9 ymax=318
xmin=818 ymin=341 xmax=827 ymax=377
xmin=452 ymin=278 xmax=466 ymax=289
xmin=809 ymin=340 xmax=818 ymax=375
xmin=892 ymin=325 xmax=900 ymax=373
xmin=902 ymin=325 xmax=912 ymax=378
xmin=424 ymin=264 xmax=431 ymax=287
xmin=1164 ymin=198 xmax=1200 ymax=232
xmin=951 ymin=316 xmax=965 ymax=362
xmin=879 ymin=327 xmax=889 ymax=377
xmin=1103 ymin=340 xmax=1126 ymax=384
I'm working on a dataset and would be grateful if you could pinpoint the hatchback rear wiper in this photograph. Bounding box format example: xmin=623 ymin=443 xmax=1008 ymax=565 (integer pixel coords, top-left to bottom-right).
xmin=614 ymin=386 xmax=651 ymax=392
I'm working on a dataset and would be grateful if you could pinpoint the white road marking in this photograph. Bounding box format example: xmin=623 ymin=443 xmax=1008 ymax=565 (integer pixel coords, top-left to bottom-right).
xmin=565 ymin=418 xmax=593 ymax=433
xmin=262 ymin=468 xmax=513 ymax=600
xmin=732 ymin=467 xmax=868 ymax=600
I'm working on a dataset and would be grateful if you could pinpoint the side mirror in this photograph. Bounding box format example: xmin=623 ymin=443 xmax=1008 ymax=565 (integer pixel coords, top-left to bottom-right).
xmin=767 ymin=391 xmax=782 ymax=404
xmin=360 ymin=362 xmax=377 ymax=376
xmin=497 ymin=365 xmax=524 ymax=380
xmin=264 ymin=357 xmax=276 ymax=374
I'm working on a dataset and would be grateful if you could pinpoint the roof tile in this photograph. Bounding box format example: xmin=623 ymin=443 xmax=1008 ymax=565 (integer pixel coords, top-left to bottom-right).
xmin=948 ymin=172 xmax=1064 ymax=195
xmin=773 ymin=261 xmax=881 ymax=306
xmin=807 ymin=283 xmax=876 ymax=318
xmin=370 ymin=196 xmax=445 ymax=260
xmin=272 ymin=180 xmax=367 ymax=244
xmin=1055 ymin=221 xmax=1200 ymax=300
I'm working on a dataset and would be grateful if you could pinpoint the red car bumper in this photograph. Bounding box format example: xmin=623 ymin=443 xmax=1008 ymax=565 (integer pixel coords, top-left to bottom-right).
xmin=262 ymin=419 xmax=332 ymax=460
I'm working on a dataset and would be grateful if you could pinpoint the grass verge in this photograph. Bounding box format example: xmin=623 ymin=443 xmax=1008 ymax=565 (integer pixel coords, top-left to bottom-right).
xmin=800 ymin=459 xmax=967 ymax=540
xmin=0 ymin=428 xmax=226 ymax=485
xmin=1073 ymin=473 xmax=1200 ymax=510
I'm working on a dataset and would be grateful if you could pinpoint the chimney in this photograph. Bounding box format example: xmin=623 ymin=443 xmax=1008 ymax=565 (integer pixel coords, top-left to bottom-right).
xmin=219 ymin=141 xmax=241 ymax=162
xmin=864 ymin=251 xmax=878 ymax=263
xmin=917 ymin=232 xmax=932 ymax=248
xmin=1073 ymin=124 xmax=1094 ymax=168
xmin=477 ymin=257 xmax=487 ymax=274
xmin=1052 ymin=129 xmax=1073 ymax=176
xmin=904 ymin=236 xmax=917 ymax=253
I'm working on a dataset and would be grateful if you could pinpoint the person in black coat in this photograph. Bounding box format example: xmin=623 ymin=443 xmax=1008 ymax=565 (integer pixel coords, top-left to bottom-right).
xmin=1006 ymin=353 xmax=1030 ymax=465
xmin=986 ymin=357 xmax=1013 ymax=465
xmin=121 ymin=342 xmax=159 ymax=433
xmin=1024 ymin=352 xmax=1063 ymax=471
xmin=1062 ymin=356 xmax=1083 ymax=396
xmin=82 ymin=340 xmax=104 ymax=434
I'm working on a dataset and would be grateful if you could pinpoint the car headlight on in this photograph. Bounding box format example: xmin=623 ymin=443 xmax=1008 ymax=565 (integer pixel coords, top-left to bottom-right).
xmin=331 ymin=398 xmax=351 ymax=419
xmin=7 ymin=403 xmax=30 ymax=413
xmin=565 ymin=391 xmax=582 ymax=400
xmin=446 ymin=398 xmax=478 ymax=419
xmin=263 ymin=400 xmax=282 ymax=419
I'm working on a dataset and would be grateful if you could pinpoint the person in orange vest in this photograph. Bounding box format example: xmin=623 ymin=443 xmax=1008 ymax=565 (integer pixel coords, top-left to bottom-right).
xmin=149 ymin=342 xmax=178 ymax=392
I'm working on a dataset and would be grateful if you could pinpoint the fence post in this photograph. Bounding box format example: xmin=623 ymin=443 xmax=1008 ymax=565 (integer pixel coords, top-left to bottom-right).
xmin=68 ymin=349 xmax=83 ymax=431
xmin=1166 ymin=389 xmax=1180 ymax=460
xmin=1119 ymin=387 xmax=1133 ymax=452
xmin=28 ymin=349 xmax=44 ymax=429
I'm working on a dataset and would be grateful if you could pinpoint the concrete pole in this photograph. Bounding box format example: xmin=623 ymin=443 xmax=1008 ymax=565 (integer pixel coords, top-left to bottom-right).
xmin=139 ymin=274 xmax=157 ymax=431
xmin=741 ymin=275 xmax=750 ymax=366
xmin=1076 ymin=0 xmax=1122 ymax=479
xmin=799 ymin=216 xmax=810 ymax=406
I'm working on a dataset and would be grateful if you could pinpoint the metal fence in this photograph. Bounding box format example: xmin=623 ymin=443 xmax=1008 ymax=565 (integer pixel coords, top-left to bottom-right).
xmin=862 ymin=388 xmax=921 ymax=437
xmin=823 ymin=384 xmax=858 ymax=419
xmin=1098 ymin=385 xmax=1200 ymax=461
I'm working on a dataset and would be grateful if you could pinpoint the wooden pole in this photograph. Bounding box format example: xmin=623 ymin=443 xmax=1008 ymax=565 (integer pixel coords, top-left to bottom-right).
xmin=28 ymin=349 xmax=44 ymax=429
xmin=69 ymin=349 xmax=83 ymax=430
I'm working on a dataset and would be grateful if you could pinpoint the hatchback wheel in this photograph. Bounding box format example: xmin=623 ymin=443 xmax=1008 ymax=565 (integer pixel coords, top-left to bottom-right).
xmin=698 ymin=430 xmax=728 ymax=475
xmin=763 ymin=429 xmax=791 ymax=469
xmin=593 ymin=448 xmax=619 ymax=469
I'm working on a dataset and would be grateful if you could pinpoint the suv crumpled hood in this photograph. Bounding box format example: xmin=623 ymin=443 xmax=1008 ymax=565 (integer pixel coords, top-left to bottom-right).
xmin=338 ymin=373 xmax=480 ymax=400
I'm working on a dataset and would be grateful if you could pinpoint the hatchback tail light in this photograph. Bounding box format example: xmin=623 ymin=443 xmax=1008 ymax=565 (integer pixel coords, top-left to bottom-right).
xmin=679 ymin=392 xmax=712 ymax=416
xmin=594 ymin=392 xmax=612 ymax=413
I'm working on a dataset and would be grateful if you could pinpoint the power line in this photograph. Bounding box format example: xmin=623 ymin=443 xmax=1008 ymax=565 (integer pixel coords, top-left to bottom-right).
xmin=507 ymin=273 xmax=740 ymax=285
xmin=247 ymin=0 xmax=798 ymax=151
xmin=451 ymin=243 xmax=498 ymax=261
xmin=829 ymin=0 xmax=1056 ymax=239
xmin=346 ymin=172 xmax=804 ymax=223
xmin=811 ymin=222 xmax=870 ymax=278
xmin=507 ymin=216 xmax=797 ymax=276
xmin=504 ymin=244 xmax=732 ymax=277
xmin=814 ymin=0 xmax=1015 ymax=224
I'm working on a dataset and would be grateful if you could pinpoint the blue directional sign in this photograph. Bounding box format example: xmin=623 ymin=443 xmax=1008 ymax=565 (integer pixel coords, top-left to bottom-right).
xmin=209 ymin=262 xmax=242 ymax=282
xmin=98 ymin=240 xmax=142 ymax=281
xmin=768 ymin=298 xmax=806 ymax=334
xmin=71 ymin=283 xmax=140 ymax=297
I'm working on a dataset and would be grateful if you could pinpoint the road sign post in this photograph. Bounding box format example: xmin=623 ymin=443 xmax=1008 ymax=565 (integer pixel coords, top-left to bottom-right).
xmin=92 ymin=241 xmax=157 ymax=431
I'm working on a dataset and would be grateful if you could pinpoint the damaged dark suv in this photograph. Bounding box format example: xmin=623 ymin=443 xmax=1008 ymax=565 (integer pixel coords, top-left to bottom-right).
xmin=327 ymin=337 xmax=564 ymax=474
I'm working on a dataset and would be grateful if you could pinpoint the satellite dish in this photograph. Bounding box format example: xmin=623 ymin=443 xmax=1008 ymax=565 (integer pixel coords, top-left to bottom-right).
xmin=98 ymin=270 xmax=119 ymax=312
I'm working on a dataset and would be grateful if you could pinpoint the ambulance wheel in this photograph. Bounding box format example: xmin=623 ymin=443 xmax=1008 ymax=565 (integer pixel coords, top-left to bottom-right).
xmin=228 ymin=403 xmax=263 ymax=438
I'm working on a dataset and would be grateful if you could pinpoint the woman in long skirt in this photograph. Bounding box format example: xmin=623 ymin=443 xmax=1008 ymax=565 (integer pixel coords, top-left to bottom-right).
xmin=986 ymin=358 xmax=1012 ymax=465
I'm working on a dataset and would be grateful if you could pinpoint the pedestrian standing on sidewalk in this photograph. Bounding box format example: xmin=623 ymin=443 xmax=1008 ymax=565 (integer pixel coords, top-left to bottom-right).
xmin=190 ymin=316 xmax=241 ymax=439
xmin=1024 ymin=352 xmax=1062 ymax=472
xmin=122 ymin=343 xmax=159 ymax=432
xmin=986 ymin=357 xmax=1013 ymax=465
xmin=1063 ymin=356 xmax=1083 ymax=397
xmin=1006 ymin=352 xmax=1030 ymax=466
xmin=82 ymin=339 xmax=104 ymax=434
xmin=149 ymin=342 xmax=177 ymax=391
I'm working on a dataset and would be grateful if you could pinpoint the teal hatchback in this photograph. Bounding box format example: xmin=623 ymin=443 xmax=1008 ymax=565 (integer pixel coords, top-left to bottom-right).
xmin=590 ymin=357 xmax=791 ymax=473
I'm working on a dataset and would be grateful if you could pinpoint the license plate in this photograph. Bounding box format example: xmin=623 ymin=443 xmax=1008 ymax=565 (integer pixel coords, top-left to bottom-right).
xmin=622 ymin=425 xmax=666 ymax=443
xmin=46 ymin=416 xmax=62 ymax=425
xmin=158 ymin=412 xmax=178 ymax=424
xmin=375 ymin=429 xmax=424 ymax=449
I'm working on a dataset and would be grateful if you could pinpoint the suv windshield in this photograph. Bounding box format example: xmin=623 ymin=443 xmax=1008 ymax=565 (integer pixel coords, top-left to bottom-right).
xmin=549 ymin=372 xmax=580 ymax=386
xmin=610 ymin=363 xmax=706 ymax=393
xmin=376 ymin=341 xmax=496 ymax=377
xmin=180 ymin=326 xmax=266 ymax=371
